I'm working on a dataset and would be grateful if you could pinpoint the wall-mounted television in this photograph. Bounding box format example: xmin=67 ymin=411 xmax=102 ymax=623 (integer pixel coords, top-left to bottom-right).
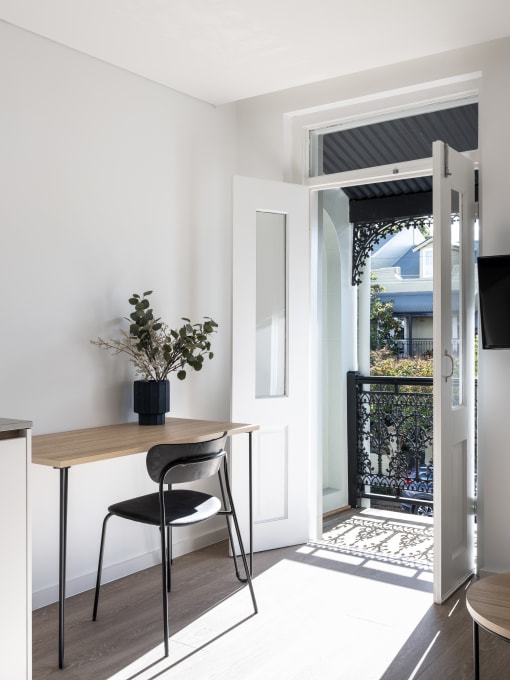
xmin=478 ymin=254 xmax=510 ymax=349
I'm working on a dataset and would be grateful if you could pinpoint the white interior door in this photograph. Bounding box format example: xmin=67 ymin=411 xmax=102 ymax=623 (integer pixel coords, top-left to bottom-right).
xmin=433 ymin=141 xmax=476 ymax=603
xmin=231 ymin=175 xmax=311 ymax=551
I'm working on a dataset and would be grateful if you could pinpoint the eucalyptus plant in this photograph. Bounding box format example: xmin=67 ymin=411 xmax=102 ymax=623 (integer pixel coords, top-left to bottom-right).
xmin=92 ymin=291 xmax=217 ymax=381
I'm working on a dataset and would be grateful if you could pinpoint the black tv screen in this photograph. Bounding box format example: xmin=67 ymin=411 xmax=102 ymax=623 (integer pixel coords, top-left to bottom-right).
xmin=478 ymin=255 xmax=510 ymax=349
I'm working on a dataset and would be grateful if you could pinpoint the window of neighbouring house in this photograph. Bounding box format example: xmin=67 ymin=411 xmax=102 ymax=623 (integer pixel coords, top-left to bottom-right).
xmin=421 ymin=246 xmax=433 ymax=278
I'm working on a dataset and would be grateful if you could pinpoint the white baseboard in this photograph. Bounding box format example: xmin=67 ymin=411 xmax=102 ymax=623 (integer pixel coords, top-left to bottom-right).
xmin=32 ymin=526 xmax=228 ymax=610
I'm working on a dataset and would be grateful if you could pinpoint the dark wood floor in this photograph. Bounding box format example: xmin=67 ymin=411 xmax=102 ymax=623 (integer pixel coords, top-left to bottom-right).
xmin=32 ymin=539 xmax=510 ymax=680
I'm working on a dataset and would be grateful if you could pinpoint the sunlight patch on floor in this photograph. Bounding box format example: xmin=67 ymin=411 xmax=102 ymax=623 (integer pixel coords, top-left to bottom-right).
xmin=106 ymin=551 xmax=433 ymax=680
xmin=363 ymin=559 xmax=420 ymax=577
xmin=311 ymin=548 xmax=364 ymax=566
xmin=318 ymin=506 xmax=434 ymax=570
xmin=360 ymin=507 xmax=433 ymax=526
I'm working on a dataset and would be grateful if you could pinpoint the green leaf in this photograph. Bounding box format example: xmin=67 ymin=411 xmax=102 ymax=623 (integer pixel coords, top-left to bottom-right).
xmin=143 ymin=290 xmax=153 ymax=296
xmin=177 ymin=370 xmax=186 ymax=380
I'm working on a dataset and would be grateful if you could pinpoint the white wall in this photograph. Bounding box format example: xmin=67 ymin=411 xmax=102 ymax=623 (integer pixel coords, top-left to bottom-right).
xmin=236 ymin=37 xmax=510 ymax=573
xmin=0 ymin=21 xmax=237 ymax=607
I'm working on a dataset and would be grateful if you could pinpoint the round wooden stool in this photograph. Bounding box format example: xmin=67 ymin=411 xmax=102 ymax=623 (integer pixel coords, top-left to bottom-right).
xmin=466 ymin=573 xmax=510 ymax=679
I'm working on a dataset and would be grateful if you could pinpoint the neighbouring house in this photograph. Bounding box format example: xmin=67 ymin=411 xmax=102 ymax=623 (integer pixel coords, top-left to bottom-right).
xmin=371 ymin=227 xmax=479 ymax=357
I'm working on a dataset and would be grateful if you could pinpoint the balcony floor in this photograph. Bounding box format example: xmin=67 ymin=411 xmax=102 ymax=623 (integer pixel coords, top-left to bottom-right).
xmin=317 ymin=506 xmax=433 ymax=570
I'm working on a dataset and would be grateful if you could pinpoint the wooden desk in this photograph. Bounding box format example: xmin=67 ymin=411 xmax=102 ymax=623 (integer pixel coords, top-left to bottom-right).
xmin=466 ymin=573 xmax=510 ymax=679
xmin=32 ymin=417 xmax=258 ymax=669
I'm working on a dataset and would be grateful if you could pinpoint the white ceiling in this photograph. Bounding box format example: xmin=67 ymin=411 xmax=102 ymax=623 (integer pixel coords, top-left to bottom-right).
xmin=2 ymin=0 xmax=510 ymax=106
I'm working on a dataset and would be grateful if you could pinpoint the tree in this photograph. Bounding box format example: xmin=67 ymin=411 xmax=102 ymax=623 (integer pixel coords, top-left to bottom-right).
xmin=370 ymin=277 xmax=404 ymax=355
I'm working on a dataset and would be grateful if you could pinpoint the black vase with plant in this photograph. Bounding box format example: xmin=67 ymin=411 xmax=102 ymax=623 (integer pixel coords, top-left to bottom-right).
xmin=92 ymin=291 xmax=217 ymax=425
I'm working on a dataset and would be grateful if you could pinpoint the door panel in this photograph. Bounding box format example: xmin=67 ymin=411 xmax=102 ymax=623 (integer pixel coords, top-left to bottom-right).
xmin=433 ymin=141 xmax=475 ymax=603
xmin=255 ymin=427 xmax=288 ymax=521
xmin=231 ymin=176 xmax=310 ymax=551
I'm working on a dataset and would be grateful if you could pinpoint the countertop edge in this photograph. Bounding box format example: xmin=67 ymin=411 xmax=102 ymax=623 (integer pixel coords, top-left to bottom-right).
xmin=0 ymin=417 xmax=33 ymax=432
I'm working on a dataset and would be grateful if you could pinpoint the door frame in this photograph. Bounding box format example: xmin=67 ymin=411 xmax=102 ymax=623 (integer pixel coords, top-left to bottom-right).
xmin=283 ymin=80 xmax=480 ymax=585
xmin=304 ymin=150 xmax=478 ymax=520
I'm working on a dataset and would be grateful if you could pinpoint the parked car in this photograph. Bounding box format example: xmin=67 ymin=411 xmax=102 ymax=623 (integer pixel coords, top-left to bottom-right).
xmin=404 ymin=466 xmax=433 ymax=492
xmin=401 ymin=466 xmax=433 ymax=516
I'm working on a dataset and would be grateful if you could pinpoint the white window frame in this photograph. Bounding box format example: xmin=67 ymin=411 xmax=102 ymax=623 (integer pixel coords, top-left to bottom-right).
xmin=421 ymin=246 xmax=434 ymax=278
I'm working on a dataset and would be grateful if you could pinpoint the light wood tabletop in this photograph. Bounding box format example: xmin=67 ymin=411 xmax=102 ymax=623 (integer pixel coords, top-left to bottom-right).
xmin=32 ymin=418 xmax=259 ymax=468
xmin=466 ymin=573 xmax=510 ymax=639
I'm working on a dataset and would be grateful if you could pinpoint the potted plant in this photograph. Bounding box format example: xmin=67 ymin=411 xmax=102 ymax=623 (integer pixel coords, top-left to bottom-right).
xmin=92 ymin=291 xmax=217 ymax=425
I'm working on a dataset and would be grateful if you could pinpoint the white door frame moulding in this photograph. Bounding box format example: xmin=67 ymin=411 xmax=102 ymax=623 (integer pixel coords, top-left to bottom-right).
xmin=305 ymin=152 xmax=478 ymax=194
xmin=281 ymin=72 xmax=480 ymax=534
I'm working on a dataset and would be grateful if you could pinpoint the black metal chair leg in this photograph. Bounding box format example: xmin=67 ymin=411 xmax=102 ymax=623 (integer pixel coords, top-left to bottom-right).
xmin=221 ymin=459 xmax=257 ymax=613
xmin=166 ymin=526 xmax=172 ymax=592
xmin=217 ymin=470 xmax=244 ymax=582
xmin=229 ymin=498 xmax=257 ymax=613
xmin=92 ymin=513 xmax=112 ymax=621
xmin=159 ymin=493 xmax=169 ymax=657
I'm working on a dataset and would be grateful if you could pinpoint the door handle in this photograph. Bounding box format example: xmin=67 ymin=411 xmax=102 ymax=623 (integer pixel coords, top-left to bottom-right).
xmin=442 ymin=350 xmax=454 ymax=382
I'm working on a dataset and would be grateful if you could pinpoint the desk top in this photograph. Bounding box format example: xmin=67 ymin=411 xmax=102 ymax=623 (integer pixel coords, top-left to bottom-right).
xmin=466 ymin=573 xmax=510 ymax=640
xmin=32 ymin=417 xmax=258 ymax=468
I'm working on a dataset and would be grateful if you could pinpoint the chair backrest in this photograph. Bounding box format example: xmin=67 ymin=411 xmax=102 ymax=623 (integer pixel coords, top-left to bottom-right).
xmin=146 ymin=433 xmax=228 ymax=485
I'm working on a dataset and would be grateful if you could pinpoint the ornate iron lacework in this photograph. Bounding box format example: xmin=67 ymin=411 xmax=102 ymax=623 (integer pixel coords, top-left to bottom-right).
xmin=356 ymin=386 xmax=434 ymax=496
xmin=351 ymin=215 xmax=433 ymax=285
xmin=351 ymin=213 xmax=461 ymax=285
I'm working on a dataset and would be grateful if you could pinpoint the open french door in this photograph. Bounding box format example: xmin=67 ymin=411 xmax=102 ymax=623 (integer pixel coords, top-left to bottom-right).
xmin=231 ymin=176 xmax=312 ymax=551
xmin=433 ymin=141 xmax=476 ymax=603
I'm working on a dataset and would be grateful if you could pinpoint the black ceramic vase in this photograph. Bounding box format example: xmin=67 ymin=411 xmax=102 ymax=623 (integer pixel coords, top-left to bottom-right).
xmin=133 ymin=380 xmax=170 ymax=425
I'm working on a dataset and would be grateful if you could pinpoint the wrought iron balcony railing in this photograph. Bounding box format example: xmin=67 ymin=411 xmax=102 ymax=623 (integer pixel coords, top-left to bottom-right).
xmin=394 ymin=338 xmax=460 ymax=358
xmin=347 ymin=372 xmax=434 ymax=514
xmin=395 ymin=338 xmax=433 ymax=358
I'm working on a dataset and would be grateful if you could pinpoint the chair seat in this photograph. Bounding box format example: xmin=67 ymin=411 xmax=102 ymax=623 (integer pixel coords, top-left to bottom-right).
xmin=109 ymin=489 xmax=222 ymax=527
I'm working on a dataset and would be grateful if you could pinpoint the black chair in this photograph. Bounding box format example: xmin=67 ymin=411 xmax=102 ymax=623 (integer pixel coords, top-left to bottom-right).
xmin=92 ymin=433 xmax=257 ymax=657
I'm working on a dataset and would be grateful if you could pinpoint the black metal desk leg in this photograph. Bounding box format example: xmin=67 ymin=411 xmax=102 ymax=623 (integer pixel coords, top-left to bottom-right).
xmin=58 ymin=467 xmax=69 ymax=669
xmin=248 ymin=431 xmax=253 ymax=576
xmin=473 ymin=620 xmax=479 ymax=680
